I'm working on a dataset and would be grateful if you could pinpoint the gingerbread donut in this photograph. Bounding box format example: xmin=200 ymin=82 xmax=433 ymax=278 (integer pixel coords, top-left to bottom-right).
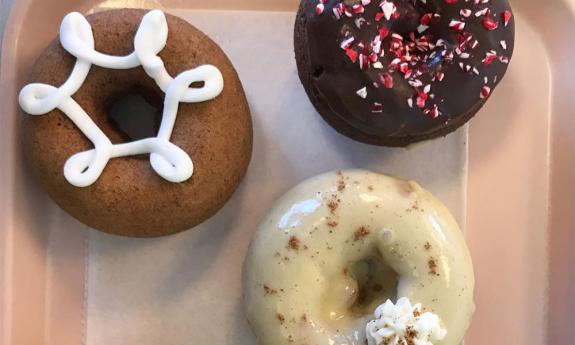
xmin=243 ymin=170 xmax=475 ymax=345
xmin=295 ymin=0 xmax=515 ymax=146
xmin=19 ymin=9 xmax=252 ymax=237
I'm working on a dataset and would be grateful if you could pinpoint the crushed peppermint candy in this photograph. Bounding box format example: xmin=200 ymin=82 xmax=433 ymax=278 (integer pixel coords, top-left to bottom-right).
xmin=482 ymin=50 xmax=498 ymax=65
xmin=380 ymin=73 xmax=394 ymax=88
xmin=380 ymin=1 xmax=397 ymax=20
xmin=357 ymin=87 xmax=368 ymax=99
xmin=482 ymin=16 xmax=499 ymax=30
xmin=312 ymin=0 xmax=512 ymax=118
xmin=372 ymin=102 xmax=383 ymax=113
xmin=502 ymin=10 xmax=512 ymax=27
xmin=480 ymin=85 xmax=491 ymax=98
xmin=449 ymin=20 xmax=466 ymax=31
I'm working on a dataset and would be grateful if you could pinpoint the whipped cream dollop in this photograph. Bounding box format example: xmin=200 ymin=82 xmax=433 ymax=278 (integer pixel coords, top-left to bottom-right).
xmin=366 ymin=298 xmax=447 ymax=345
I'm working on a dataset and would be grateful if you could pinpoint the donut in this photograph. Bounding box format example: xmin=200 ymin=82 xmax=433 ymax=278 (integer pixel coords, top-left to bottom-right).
xmin=294 ymin=0 xmax=515 ymax=146
xmin=19 ymin=9 xmax=252 ymax=237
xmin=243 ymin=170 xmax=474 ymax=345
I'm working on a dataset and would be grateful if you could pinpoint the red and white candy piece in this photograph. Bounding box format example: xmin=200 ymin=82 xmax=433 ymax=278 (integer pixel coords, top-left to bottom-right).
xmin=424 ymin=104 xmax=440 ymax=119
xmin=436 ymin=71 xmax=445 ymax=81
xmin=380 ymin=73 xmax=394 ymax=88
xmin=502 ymin=10 xmax=512 ymax=27
xmin=340 ymin=36 xmax=355 ymax=50
xmin=380 ymin=1 xmax=397 ymax=20
xmin=482 ymin=50 xmax=497 ymax=65
xmin=475 ymin=8 xmax=489 ymax=17
xmin=480 ymin=85 xmax=491 ymax=99
xmin=352 ymin=4 xmax=364 ymax=14
xmin=371 ymin=102 xmax=383 ymax=113
xmin=356 ymin=87 xmax=368 ymax=99
xmin=420 ymin=13 xmax=433 ymax=25
xmin=483 ymin=17 xmax=499 ymax=30
xmin=449 ymin=20 xmax=466 ymax=31
xmin=346 ymin=48 xmax=358 ymax=63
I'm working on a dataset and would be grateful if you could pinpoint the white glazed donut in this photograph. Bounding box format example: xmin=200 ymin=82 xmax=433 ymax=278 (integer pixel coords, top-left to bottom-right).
xmin=243 ymin=170 xmax=474 ymax=345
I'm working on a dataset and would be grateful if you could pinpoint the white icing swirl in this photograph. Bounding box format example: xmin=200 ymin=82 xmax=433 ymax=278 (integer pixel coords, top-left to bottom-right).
xmin=366 ymin=298 xmax=447 ymax=345
xmin=19 ymin=10 xmax=224 ymax=187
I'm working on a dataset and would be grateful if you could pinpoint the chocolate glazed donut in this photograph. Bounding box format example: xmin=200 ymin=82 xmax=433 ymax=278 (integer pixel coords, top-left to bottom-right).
xmin=295 ymin=0 xmax=515 ymax=147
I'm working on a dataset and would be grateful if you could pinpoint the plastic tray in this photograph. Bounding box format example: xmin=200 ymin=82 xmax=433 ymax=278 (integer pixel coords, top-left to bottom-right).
xmin=1 ymin=0 xmax=574 ymax=344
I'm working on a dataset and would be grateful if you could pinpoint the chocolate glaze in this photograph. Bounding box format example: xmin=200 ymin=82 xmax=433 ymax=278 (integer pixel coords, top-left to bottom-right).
xmin=295 ymin=0 xmax=514 ymax=146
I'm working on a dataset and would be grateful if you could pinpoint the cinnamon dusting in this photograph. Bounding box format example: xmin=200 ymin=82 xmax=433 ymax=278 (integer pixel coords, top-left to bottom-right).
xmin=337 ymin=172 xmax=346 ymax=191
xmin=327 ymin=199 xmax=339 ymax=213
xmin=353 ymin=226 xmax=370 ymax=241
xmin=263 ymin=285 xmax=277 ymax=295
xmin=276 ymin=313 xmax=285 ymax=324
xmin=287 ymin=236 xmax=300 ymax=251
xmin=405 ymin=326 xmax=418 ymax=345
xmin=428 ymin=257 xmax=440 ymax=276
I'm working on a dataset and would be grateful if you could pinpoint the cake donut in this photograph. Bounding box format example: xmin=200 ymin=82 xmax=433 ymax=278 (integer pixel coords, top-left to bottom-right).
xmin=19 ymin=9 xmax=252 ymax=237
xmin=243 ymin=170 xmax=474 ymax=345
xmin=295 ymin=0 xmax=515 ymax=146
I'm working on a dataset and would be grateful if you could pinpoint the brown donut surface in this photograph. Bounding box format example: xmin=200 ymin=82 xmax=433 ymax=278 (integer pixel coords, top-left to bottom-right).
xmin=22 ymin=9 xmax=252 ymax=237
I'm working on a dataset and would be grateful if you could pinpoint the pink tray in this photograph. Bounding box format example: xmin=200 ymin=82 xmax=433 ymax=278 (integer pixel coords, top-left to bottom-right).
xmin=1 ymin=0 xmax=574 ymax=344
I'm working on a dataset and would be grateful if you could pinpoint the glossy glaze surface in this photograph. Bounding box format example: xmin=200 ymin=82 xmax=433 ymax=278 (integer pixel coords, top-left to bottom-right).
xmin=294 ymin=0 xmax=515 ymax=146
xmin=243 ymin=170 xmax=474 ymax=345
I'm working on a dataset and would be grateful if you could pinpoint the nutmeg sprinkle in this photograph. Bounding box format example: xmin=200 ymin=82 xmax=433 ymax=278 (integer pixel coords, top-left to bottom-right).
xmin=276 ymin=313 xmax=285 ymax=324
xmin=353 ymin=226 xmax=370 ymax=241
xmin=327 ymin=198 xmax=340 ymax=214
xmin=428 ymin=257 xmax=440 ymax=276
xmin=287 ymin=236 xmax=300 ymax=251
xmin=263 ymin=285 xmax=277 ymax=295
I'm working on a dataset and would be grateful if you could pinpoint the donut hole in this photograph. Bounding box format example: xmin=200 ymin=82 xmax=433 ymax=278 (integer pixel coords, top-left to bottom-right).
xmin=348 ymin=253 xmax=398 ymax=315
xmin=106 ymin=85 xmax=164 ymax=142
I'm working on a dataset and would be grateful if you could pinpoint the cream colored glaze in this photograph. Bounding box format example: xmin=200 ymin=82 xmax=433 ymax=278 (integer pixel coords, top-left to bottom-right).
xmin=243 ymin=170 xmax=474 ymax=345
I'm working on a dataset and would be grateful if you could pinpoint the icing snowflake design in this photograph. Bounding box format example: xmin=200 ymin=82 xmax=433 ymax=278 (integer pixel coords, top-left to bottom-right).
xmin=19 ymin=10 xmax=224 ymax=187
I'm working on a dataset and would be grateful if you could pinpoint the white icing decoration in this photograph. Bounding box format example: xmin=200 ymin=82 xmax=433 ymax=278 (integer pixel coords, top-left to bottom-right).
xmin=19 ymin=9 xmax=224 ymax=187
xmin=366 ymin=298 xmax=447 ymax=345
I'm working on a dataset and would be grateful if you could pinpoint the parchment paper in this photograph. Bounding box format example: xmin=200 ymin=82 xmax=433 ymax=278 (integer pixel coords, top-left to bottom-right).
xmin=85 ymin=10 xmax=468 ymax=345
